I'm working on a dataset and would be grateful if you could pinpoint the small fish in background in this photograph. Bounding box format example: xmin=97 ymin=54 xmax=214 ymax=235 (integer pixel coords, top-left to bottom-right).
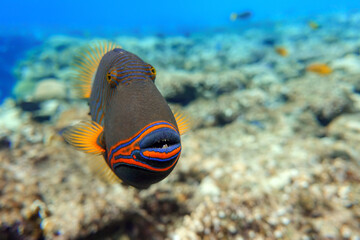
xmin=308 ymin=21 xmax=320 ymax=30
xmin=262 ymin=38 xmax=277 ymax=46
xmin=63 ymin=41 xmax=190 ymax=189
xmin=230 ymin=11 xmax=252 ymax=21
xmin=306 ymin=63 xmax=333 ymax=75
xmin=275 ymin=46 xmax=289 ymax=57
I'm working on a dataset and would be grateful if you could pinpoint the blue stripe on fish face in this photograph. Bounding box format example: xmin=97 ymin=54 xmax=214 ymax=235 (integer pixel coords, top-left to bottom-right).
xmin=105 ymin=51 xmax=156 ymax=87
xmin=111 ymin=69 xmax=153 ymax=77
xmin=91 ymin=87 xmax=105 ymax=125
xmin=115 ymin=65 xmax=151 ymax=70
xmin=108 ymin=121 xmax=181 ymax=171
xmin=107 ymin=121 xmax=177 ymax=162
xmin=113 ymin=147 xmax=181 ymax=169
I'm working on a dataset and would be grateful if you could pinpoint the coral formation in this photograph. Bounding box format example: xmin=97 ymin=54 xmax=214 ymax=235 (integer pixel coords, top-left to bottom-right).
xmin=1 ymin=12 xmax=360 ymax=240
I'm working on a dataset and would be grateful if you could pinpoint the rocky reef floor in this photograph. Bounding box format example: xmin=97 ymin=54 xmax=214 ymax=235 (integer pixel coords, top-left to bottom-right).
xmin=1 ymin=12 xmax=360 ymax=240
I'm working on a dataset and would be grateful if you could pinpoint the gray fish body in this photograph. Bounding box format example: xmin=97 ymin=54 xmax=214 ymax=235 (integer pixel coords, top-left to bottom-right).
xmin=89 ymin=48 xmax=181 ymax=188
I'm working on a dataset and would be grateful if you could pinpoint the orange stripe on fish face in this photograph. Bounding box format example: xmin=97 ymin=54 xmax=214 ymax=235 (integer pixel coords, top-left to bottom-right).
xmin=107 ymin=121 xmax=181 ymax=188
xmin=113 ymin=154 xmax=180 ymax=172
xmin=142 ymin=146 xmax=181 ymax=159
xmin=108 ymin=121 xmax=181 ymax=171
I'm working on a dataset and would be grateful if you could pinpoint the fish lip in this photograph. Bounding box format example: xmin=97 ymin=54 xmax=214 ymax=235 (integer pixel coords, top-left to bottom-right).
xmin=139 ymin=128 xmax=180 ymax=151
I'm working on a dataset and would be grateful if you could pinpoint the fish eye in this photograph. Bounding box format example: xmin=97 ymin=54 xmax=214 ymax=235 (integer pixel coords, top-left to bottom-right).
xmin=106 ymin=70 xmax=118 ymax=87
xmin=149 ymin=65 xmax=156 ymax=81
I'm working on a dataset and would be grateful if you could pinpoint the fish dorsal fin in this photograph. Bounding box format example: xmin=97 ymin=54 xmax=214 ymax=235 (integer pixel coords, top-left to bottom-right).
xmin=173 ymin=109 xmax=191 ymax=135
xmin=88 ymin=155 xmax=122 ymax=184
xmin=73 ymin=41 xmax=120 ymax=98
xmin=62 ymin=121 xmax=105 ymax=154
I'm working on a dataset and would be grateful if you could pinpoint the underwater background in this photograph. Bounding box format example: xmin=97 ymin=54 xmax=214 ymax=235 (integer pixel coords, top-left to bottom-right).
xmin=1 ymin=0 xmax=360 ymax=239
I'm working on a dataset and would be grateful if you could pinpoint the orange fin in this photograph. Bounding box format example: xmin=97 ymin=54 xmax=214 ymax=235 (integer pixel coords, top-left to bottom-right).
xmin=62 ymin=121 xmax=105 ymax=154
xmin=173 ymin=109 xmax=191 ymax=135
xmin=73 ymin=41 xmax=120 ymax=98
xmin=88 ymin=155 xmax=122 ymax=184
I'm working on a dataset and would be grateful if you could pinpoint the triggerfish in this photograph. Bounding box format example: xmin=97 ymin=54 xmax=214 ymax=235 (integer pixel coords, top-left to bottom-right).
xmin=230 ymin=11 xmax=252 ymax=21
xmin=63 ymin=42 xmax=190 ymax=189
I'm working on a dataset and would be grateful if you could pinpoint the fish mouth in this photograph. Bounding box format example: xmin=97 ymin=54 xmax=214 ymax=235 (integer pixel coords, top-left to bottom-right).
xmin=111 ymin=125 xmax=181 ymax=189
xmin=139 ymin=128 xmax=180 ymax=151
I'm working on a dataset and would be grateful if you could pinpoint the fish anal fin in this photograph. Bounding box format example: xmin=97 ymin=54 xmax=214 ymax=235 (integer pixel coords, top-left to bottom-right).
xmin=62 ymin=121 xmax=105 ymax=155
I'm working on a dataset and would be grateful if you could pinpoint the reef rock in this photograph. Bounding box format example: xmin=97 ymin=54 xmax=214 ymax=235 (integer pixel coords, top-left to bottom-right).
xmin=33 ymin=79 xmax=67 ymax=100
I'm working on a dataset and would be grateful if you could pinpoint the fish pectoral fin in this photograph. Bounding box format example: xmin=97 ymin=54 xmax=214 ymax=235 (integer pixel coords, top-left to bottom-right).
xmin=62 ymin=120 xmax=105 ymax=155
xmin=172 ymin=109 xmax=191 ymax=135
xmin=88 ymin=155 xmax=122 ymax=184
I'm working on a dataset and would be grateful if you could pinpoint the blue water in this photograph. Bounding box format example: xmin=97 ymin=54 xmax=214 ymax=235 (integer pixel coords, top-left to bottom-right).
xmin=0 ymin=0 xmax=359 ymax=102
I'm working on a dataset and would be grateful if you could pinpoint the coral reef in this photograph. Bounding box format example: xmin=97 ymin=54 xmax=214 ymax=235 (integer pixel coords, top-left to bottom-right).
xmin=1 ymin=12 xmax=360 ymax=240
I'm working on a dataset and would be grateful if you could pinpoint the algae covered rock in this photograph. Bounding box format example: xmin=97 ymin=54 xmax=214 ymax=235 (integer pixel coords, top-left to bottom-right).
xmin=286 ymin=76 xmax=354 ymax=125
xmin=12 ymin=35 xmax=83 ymax=100
xmin=331 ymin=54 xmax=360 ymax=74
xmin=327 ymin=113 xmax=360 ymax=145
xmin=33 ymin=79 xmax=67 ymax=100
